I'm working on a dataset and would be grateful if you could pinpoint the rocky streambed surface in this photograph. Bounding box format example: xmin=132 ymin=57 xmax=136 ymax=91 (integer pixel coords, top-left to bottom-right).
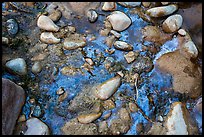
xmin=2 ymin=2 xmax=202 ymax=135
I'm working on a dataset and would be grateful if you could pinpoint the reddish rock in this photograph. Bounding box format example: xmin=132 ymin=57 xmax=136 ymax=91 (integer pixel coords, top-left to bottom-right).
xmin=2 ymin=78 xmax=25 ymax=135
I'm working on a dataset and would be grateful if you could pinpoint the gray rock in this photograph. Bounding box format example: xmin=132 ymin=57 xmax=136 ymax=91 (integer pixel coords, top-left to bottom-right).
xmin=31 ymin=62 xmax=42 ymax=74
xmin=2 ymin=78 xmax=25 ymax=135
xmin=5 ymin=58 xmax=27 ymax=76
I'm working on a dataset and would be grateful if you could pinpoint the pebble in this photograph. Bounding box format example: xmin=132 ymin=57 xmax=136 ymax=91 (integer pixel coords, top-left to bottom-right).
xmin=107 ymin=11 xmax=132 ymax=32
xmin=104 ymin=20 xmax=112 ymax=29
xmin=31 ymin=62 xmax=42 ymax=74
xmin=40 ymin=32 xmax=60 ymax=44
xmin=103 ymin=111 xmax=112 ymax=119
xmin=158 ymin=115 xmax=164 ymax=122
xmin=98 ymin=121 xmax=109 ymax=134
xmin=142 ymin=2 xmax=151 ymax=8
xmin=5 ymin=58 xmax=27 ymax=75
xmin=77 ymin=112 xmax=102 ymax=124
xmin=48 ymin=9 xmax=62 ymax=22
xmin=6 ymin=19 xmax=19 ymax=35
xmin=29 ymin=98 xmax=35 ymax=104
xmin=119 ymin=108 xmax=131 ymax=122
xmin=102 ymin=2 xmax=117 ymax=11
xmin=117 ymin=2 xmax=141 ymax=8
xmin=29 ymin=43 xmax=48 ymax=53
xmin=32 ymin=105 xmax=43 ymax=118
xmin=105 ymin=35 xmax=115 ymax=48
xmin=182 ymin=40 xmax=198 ymax=58
xmin=113 ymin=41 xmax=133 ymax=51
xmin=24 ymin=117 xmax=50 ymax=135
xmin=37 ymin=15 xmax=59 ymax=32
xmin=93 ymin=75 xmax=121 ymax=100
xmin=63 ymin=34 xmax=86 ymax=50
xmin=161 ymin=2 xmax=170 ymax=5
xmin=178 ymin=29 xmax=187 ymax=36
xmin=31 ymin=53 xmax=48 ymax=61
xmin=162 ymin=14 xmax=183 ymax=33
xmin=87 ymin=9 xmax=98 ymax=23
xmin=146 ymin=4 xmax=178 ymax=17
xmin=124 ymin=51 xmax=136 ymax=63
xmin=102 ymin=99 xmax=116 ymax=110
xmin=58 ymin=92 xmax=68 ymax=102
xmin=99 ymin=28 xmax=110 ymax=36
xmin=110 ymin=30 xmax=121 ymax=38
xmin=56 ymin=87 xmax=65 ymax=95
xmin=2 ymin=37 xmax=9 ymax=45
xmin=128 ymin=102 xmax=138 ymax=112
xmin=85 ymin=58 xmax=94 ymax=66
xmin=116 ymin=71 xmax=124 ymax=77
xmin=17 ymin=115 xmax=26 ymax=123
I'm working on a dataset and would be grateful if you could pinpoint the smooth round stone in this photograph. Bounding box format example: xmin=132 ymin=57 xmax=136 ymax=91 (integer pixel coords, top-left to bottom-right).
xmin=117 ymin=2 xmax=141 ymax=8
xmin=183 ymin=40 xmax=198 ymax=58
xmin=162 ymin=14 xmax=183 ymax=33
xmin=178 ymin=29 xmax=186 ymax=36
xmin=37 ymin=15 xmax=59 ymax=32
xmin=113 ymin=41 xmax=133 ymax=51
xmin=87 ymin=9 xmax=98 ymax=23
xmin=6 ymin=19 xmax=19 ymax=35
xmin=5 ymin=58 xmax=27 ymax=75
xmin=48 ymin=9 xmax=62 ymax=22
xmin=102 ymin=2 xmax=117 ymax=11
xmin=107 ymin=11 xmax=132 ymax=32
xmin=40 ymin=32 xmax=60 ymax=44
xmin=31 ymin=62 xmax=42 ymax=74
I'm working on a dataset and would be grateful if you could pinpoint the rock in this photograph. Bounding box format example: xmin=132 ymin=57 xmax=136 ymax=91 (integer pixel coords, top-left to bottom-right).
xmin=63 ymin=33 xmax=86 ymax=50
xmin=2 ymin=37 xmax=9 ymax=45
xmin=32 ymin=105 xmax=43 ymax=118
xmin=146 ymin=4 xmax=178 ymax=17
xmin=93 ymin=75 xmax=121 ymax=100
xmin=104 ymin=57 xmax=115 ymax=70
xmin=141 ymin=25 xmax=173 ymax=45
xmin=102 ymin=2 xmax=117 ymax=11
xmin=142 ymin=2 xmax=151 ymax=8
xmin=119 ymin=108 xmax=131 ymax=122
xmin=118 ymin=2 xmax=141 ymax=8
xmin=104 ymin=19 xmax=112 ymax=29
xmin=58 ymin=92 xmax=68 ymax=102
xmin=23 ymin=117 xmax=50 ymax=135
xmin=37 ymin=15 xmax=59 ymax=32
xmin=102 ymin=99 xmax=116 ymax=110
xmin=85 ymin=58 xmax=94 ymax=66
xmin=87 ymin=9 xmax=98 ymax=23
xmin=156 ymin=50 xmax=202 ymax=98
xmin=161 ymin=2 xmax=170 ymax=5
xmin=77 ymin=112 xmax=102 ymax=124
xmin=61 ymin=66 xmax=79 ymax=76
xmin=56 ymin=87 xmax=65 ymax=95
xmin=105 ymin=35 xmax=115 ymax=48
xmin=48 ymin=9 xmax=62 ymax=22
xmin=128 ymin=102 xmax=138 ymax=112
xmin=113 ymin=41 xmax=133 ymax=51
xmin=124 ymin=51 xmax=136 ymax=63
xmin=5 ymin=58 xmax=27 ymax=76
xmin=109 ymin=118 xmax=130 ymax=135
xmin=102 ymin=110 xmax=112 ymax=119
xmin=61 ymin=118 xmax=98 ymax=135
xmin=116 ymin=71 xmax=124 ymax=77
xmin=164 ymin=102 xmax=199 ymax=135
xmin=178 ymin=29 xmax=186 ymax=36
xmin=180 ymin=40 xmax=198 ymax=59
xmin=110 ymin=30 xmax=121 ymax=38
xmin=31 ymin=53 xmax=48 ymax=61
xmin=2 ymin=78 xmax=25 ymax=135
xmin=29 ymin=43 xmax=48 ymax=53
xmin=40 ymin=32 xmax=60 ymax=44
xmin=17 ymin=115 xmax=26 ymax=123
xmin=162 ymin=14 xmax=183 ymax=33
xmin=98 ymin=121 xmax=109 ymax=135
xmin=194 ymin=97 xmax=202 ymax=114
xmin=31 ymin=62 xmax=42 ymax=74
xmin=107 ymin=11 xmax=132 ymax=32
xmin=147 ymin=122 xmax=167 ymax=135
xmin=99 ymin=28 xmax=110 ymax=36
xmin=6 ymin=19 xmax=19 ymax=35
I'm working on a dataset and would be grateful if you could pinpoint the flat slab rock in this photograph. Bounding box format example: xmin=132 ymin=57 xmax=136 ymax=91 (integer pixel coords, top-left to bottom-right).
xmin=2 ymin=78 xmax=25 ymax=135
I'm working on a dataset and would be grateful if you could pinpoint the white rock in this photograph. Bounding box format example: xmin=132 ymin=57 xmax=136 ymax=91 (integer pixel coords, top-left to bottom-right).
xmin=31 ymin=62 xmax=42 ymax=74
xmin=182 ymin=40 xmax=198 ymax=58
xmin=124 ymin=51 xmax=135 ymax=63
xmin=6 ymin=58 xmax=27 ymax=75
xmin=113 ymin=41 xmax=133 ymax=51
xmin=118 ymin=2 xmax=141 ymax=8
xmin=146 ymin=4 xmax=178 ymax=17
xmin=102 ymin=2 xmax=117 ymax=11
xmin=161 ymin=2 xmax=170 ymax=5
xmin=107 ymin=11 xmax=132 ymax=32
xmin=40 ymin=32 xmax=60 ymax=44
xmin=93 ymin=75 xmax=121 ymax=100
xmin=162 ymin=14 xmax=183 ymax=33
xmin=142 ymin=2 xmax=151 ymax=8
xmin=178 ymin=29 xmax=186 ymax=36
xmin=110 ymin=30 xmax=121 ymax=38
xmin=37 ymin=15 xmax=59 ymax=32
xmin=87 ymin=9 xmax=98 ymax=23
xmin=24 ymin=117 xmax=50 ymax=135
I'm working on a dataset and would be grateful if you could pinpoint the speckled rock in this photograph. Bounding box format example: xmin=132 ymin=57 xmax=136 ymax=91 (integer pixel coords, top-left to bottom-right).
xmin=162 ymin=14 xmax=183 ymax=33
xmin=102 ymin=2 xmax=117 ymax=11
xmin=113 ymin=41 xmax=133 ymax=51
xmin=40 ymin=32 xmax=60 ymax=44
xmin=102 ymin=99 xmax=116 ymax=110
xmin=146 ymin=4 xmax=178 ymax=17
xmin=37 ymin=15 xmax=59 ymax=32
xmin=107 ymin=11 xmax=132 ymax=32
xmin=5 ymin=58 xmax=27 ymax=76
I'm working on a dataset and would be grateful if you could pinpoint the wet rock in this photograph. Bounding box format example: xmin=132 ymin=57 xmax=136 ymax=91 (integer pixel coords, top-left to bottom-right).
xmin=2 ymin=78 xmax=25 ymax=135
xmin=23 ymin=117 xmax=50 ymax=135
xmin=105 ymin=35 xmax=116 ymax=48
xmin=37 ymin=15 xmax=59 ymax=32
xmin=56 ymin=87 xmax=65 ymax=95
xmin=128 ymin=102 xmax=138 ymax=112
xmin=146 ymin=4 xmax=178 ymax=17
xmin=40 ymin=32 xmax=60 ymax=44
xmin=48 ymin=9 xmax=62 ymax=22
xmin=31 ymin=53 xmax=48 ymax=61
xmin=102 ymin=2 xmax=117 ymax=11
xmin=162 ymin=14 xmax=183 ymax=33
xmin=31 ymin=62 xmax=42 ymax=74
xmin=29 ymin=43 xmax=48 ymax=53
xmin=113 ymin=41 xmax=133 ymax=51
xmin=178 ymin=29 xmax=186 ymax=36
xmin=142 ymin=2 xmax=151 ymax=8
xmin=164 ymin=102 xmax=199 ymax=135
xmin=61 ymin=118 xmax=98 ymax=135
xmin=93 ymin=75 xmax=121 ymax=100
xmin=2 ymin=37 xmax=9 ymax=45
xmin=119 ymin=108 xmax=131 ymax=122
xmin=110 ymin=30 xmax=121 ymax=38
xmin=5 ymin=58 xmax=27 ymax=76
xmin=98 ymin=121 xmax=109 ymax=135
xmin=6 ymin=19 xmax=19 ymax=35
xmin=102 ymin=99 xmax=116 ymax=110
xmin=156 ymin=50 xmax=201 ymax=98
xmin=77 ymin=112 xmax=102 ymax=124
xmin=109 ymin=118 xmax=130 ymax=135
xmin=63 ymin=33 xmax=86 ymax=50
xmin=87 ymin=9 xmax=98 ymax=23
xmin=131 ymin=56 xmax=153 ymax=74
xmin=118 ymin=2 xmax=141 ymax=8
xmin=107 ymin=11 xmax=132 ymax=32
xmin=124 ymin=51 xmax=136 ymax=63
xmin=142 ymin=25 xmax=173 ymax=45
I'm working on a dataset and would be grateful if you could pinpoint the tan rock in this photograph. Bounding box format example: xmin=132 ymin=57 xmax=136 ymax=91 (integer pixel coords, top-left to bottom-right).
xmin=124 ymin=51 xmax=136 ymax=63
xmin=48 ymin=10 xmax=62 ymax=22
xmin=102 ymin=99 xmax=116 ymax=110
xmin=40 ymin=32 xmax=60 ymax=44
xmin=102 ymin=2 xmax=117 ymax=11
xmin=113 ymin=41 xmax=133 ymax=51
xmin=37 ymin=15 xmax=59 ymax=32
xmin=119 ymin=108 xmax=131 ymax=122
xmin=77 ymin=112 xmax=102 ymax=124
